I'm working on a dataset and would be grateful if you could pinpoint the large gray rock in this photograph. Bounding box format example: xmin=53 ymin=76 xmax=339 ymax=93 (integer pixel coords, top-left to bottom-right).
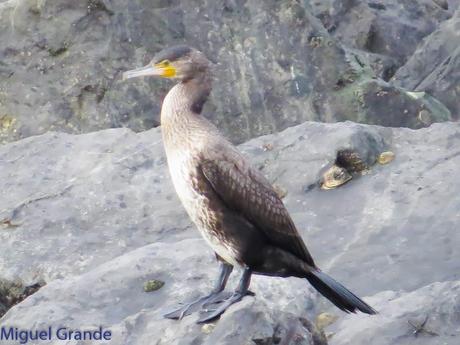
xmin=0 ymin=0 xmax=455 ymax=145
xmin=331 ymin=280 xmax=460 ymax=345
xmin=0 ymin=127 xmax=185 ymax=283
xmin=0 ymin=240 xmax=323 ymax=345
xmin=1 ymin=121 xmax=460 ymax=344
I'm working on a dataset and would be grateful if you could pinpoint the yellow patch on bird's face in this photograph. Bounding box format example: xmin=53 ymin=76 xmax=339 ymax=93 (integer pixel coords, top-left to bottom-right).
xmin=154 ymin=60 xmax=176 ymax=78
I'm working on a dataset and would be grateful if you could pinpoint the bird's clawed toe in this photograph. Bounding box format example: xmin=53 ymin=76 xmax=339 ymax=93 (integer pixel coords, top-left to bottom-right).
xmin=163 ymin=296 xmax=207 ymax=320
xmin=163 ymin=302 xmax=198 ymax=320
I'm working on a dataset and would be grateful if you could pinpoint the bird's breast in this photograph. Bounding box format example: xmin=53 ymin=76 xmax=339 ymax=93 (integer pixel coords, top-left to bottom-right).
xmin=165 ymin=149 xmax=241 ymax=266
xmin=165 ymin=149 xmax=212 ymax=229
xmin=166 ymin=150 xmax=201 ymax=211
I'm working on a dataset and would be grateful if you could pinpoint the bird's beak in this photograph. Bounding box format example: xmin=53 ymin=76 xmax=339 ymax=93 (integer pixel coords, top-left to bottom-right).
xmin=122 ymin=62 xmax=176 ymax=80
xmin=122 ymin=64 xmax=162 ymax=80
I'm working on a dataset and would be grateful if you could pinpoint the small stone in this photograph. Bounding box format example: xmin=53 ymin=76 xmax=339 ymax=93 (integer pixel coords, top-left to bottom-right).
xmin=326 ymin=332 xmax=336 ymax=340
xmin=273 ymin=184 xmax=288 ymax=199
xmin=0 ymin=115 xmax=16 ymax=131
xmin=0 ymin=219 xmax=21 ymax=228
xmin=315 ymin=312 xmax=338 ymax=331
xmin=143 ymin=280 xmax=164 ymax=292
xmin=262 ymin=143 xmax=273 ymax=151
xmin=201 ymin=323 xmax=216 ymax=334
xmin=377 ymin=151 xmax=395 ymax=165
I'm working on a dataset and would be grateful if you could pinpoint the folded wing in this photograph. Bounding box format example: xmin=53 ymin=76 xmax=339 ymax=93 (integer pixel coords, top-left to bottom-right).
xmin=200 ymin=148 xmax=315 ymax=267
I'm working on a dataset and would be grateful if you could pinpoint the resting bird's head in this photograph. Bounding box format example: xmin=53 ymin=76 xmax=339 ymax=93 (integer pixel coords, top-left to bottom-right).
xmin=123 ymin=45 xmax=210 ymax=82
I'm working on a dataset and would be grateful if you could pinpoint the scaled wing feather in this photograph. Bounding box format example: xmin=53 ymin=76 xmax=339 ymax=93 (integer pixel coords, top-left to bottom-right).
xmin=200 ymin=152 xmax=315 ymax=266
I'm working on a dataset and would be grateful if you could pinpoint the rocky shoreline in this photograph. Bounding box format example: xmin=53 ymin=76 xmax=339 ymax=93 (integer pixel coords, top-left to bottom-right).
xmin=1 ymin=121 xmax=459 ymax=344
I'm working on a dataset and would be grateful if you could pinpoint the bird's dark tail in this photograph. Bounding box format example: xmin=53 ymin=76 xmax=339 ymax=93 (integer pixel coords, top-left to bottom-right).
xmin=306 ymin=269 xmax=377 ymax=314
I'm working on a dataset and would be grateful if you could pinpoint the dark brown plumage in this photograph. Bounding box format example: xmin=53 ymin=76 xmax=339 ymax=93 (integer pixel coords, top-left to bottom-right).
xmin=123 ymin=45 xmax=377 ymax=323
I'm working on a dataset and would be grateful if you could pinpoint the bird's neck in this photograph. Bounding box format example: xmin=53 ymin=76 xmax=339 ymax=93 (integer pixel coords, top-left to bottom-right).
xmin=161 ymin=72 xmax=212 ymax=121
xmin=183 ymin=72 xmax=212 ymax=114
xmin=161 ymin=72 xmax=213 ymax=147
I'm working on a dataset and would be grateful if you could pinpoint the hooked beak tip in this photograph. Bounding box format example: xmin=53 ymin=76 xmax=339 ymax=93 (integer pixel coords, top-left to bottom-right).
xmin=121 ymin=71 xmax=134 ymax=81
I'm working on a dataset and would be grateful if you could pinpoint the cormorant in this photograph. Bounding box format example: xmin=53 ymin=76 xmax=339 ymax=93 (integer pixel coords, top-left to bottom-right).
xmin=123 ymin=45 xmax=376 ymax=323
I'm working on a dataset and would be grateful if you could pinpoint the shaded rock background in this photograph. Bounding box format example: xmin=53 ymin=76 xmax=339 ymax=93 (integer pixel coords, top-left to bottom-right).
xmin=0 ymin=0 xmax=459 ymax=145
xmin=1 ymin=121 xmax=460 ymax=344
xmin=392 ymin=8 xmax=460 ymax=118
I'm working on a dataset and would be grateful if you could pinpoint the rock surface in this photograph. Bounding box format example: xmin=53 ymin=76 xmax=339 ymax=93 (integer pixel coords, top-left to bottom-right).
xmin=0 ymin=0 xmax=457 ymax=144
xmin=392 ymin=8 xmax=460 ymax=119
xmin=319 ymin=0 xmax=451 ymax=66
xmin=1 ymin=121 xmax=460 ymax=344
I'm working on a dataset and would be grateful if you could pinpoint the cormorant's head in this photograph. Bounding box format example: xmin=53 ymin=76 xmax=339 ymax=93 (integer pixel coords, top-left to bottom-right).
xmin=123 ymin=45 xmax=210 ymax=82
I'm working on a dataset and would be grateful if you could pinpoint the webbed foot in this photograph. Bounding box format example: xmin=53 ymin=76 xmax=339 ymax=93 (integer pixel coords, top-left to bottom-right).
xmin=163 ymin=262 xmax=234 ymax=320
xmin=163 ymin=291 xmax=233 ymax=320
xmin=197 ymin=290 xmax=253 ymax=323
xmin=197 ymin=267 xmax=253 ymax=323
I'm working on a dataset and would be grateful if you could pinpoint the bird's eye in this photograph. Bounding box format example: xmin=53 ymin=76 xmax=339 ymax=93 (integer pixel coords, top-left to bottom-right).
xmin=162 ymin=60 xmax=170 ymax=66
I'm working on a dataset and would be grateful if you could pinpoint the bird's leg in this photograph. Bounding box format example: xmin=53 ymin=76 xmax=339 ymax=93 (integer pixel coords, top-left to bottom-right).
xmin=163 ymin=262 xmax=233 ymax=320
xmin=197 ymin=267 xmax=252 ymax=323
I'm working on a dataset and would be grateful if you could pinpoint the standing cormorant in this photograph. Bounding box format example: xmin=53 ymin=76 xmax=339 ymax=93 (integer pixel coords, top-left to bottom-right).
xmin=123 ymin=45 xmax=376 ymax=323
